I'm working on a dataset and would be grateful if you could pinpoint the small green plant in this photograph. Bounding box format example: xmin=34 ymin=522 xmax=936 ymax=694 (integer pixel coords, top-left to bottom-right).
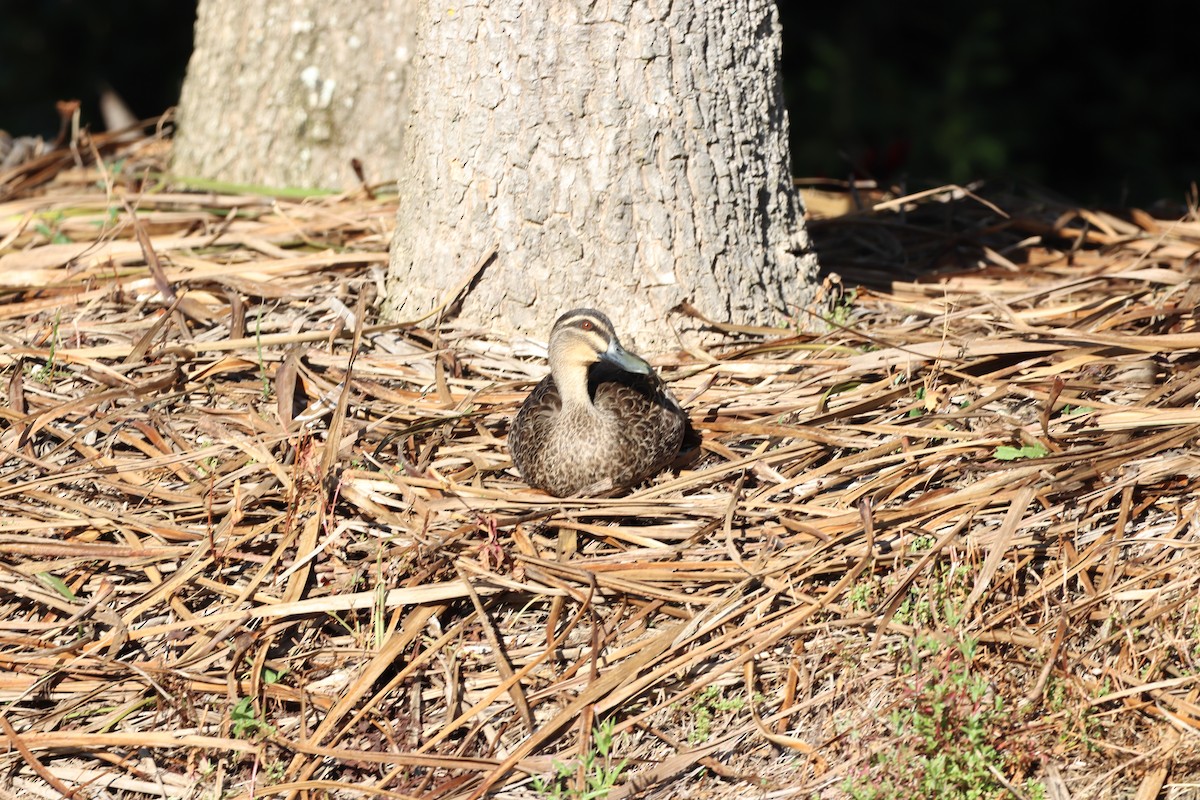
xmin=688 ymin=685 xmax=746 ymax=744
xmin=230 ymin=697 xmax=275 ymax=739
xmin=848 ymin=580 xmax=878 ymax=612
xmin=34 ymin=211 xmax=72 ymax=244
xmin=261 ymin=759 xmax=287 ymax=783
xmin=891 ymin=587 xmax=932 ymax=628
xmin=910 ymin=533 xmax=936 ymax=553
xmin=29 ymin=310 xmax=68 ymax=384
xmin=532 ymin=718 xmax=627 ymax=799
xmin=1041 ymin=674 xmax=1102 ymax=753
xmin=845 ymin=638 xmax=1045 ymax=800
xmin=891 ymin=571 xmax=967 ymax=628
xmin=825 ymin=286 xmax=859 ymax=327
xmin=891 ymin=571 xmax=971 ymax=645
xmin=993 ymin=441 xmax=1049 ymax=461
xmin=908 ymin=386 xmax=926 ymax=418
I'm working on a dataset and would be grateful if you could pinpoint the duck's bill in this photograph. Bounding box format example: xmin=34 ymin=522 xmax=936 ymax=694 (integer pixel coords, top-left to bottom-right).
xmin=602 ymin=342 xmax=651 ymax=375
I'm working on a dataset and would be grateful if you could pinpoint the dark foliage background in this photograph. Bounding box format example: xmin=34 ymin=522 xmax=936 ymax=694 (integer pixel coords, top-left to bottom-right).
xmin=0 ymin=0 xmax=194 ymax=140
xmin=2 ymin=0 xmax=1198 ymax=205
xmin=781 ymin=3 xmax=1200 ymax=206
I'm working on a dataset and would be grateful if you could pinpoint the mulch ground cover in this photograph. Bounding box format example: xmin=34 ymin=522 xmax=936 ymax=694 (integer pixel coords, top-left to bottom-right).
xmin=3 ymin=124 xmax=1200 ymax=799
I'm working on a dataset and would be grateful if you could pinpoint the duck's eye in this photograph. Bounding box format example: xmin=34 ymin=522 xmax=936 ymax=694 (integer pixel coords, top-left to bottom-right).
xmin=580 ymin=320 xmax=594 ymax=331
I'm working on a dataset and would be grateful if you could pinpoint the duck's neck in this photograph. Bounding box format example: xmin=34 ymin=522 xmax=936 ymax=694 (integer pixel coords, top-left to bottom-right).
xmin=554 ymin=362 xmax=594 ymax=411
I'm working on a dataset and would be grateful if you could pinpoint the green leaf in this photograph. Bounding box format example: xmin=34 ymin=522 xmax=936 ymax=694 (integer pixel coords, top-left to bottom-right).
xmin=36 ymin=572 xmax=77 ymax=601
xmin=230 ymin=696 xmax=275 ymax=738
xmin=993 ymin=442 xmax=1049 ymax=461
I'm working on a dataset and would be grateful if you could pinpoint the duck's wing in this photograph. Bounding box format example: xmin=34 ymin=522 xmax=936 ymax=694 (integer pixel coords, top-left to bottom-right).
xmin=591 ymin=370 xmax=688 ymax=477
xmin=508 ymin=375 xmax=560 ymax=479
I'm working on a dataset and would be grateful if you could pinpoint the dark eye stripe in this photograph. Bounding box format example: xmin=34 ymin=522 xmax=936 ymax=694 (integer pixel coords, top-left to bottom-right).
xmin=553 ymin=308 xmax=617 ymax=340
xmin=571 ymin=317 xmax=610 ymax=340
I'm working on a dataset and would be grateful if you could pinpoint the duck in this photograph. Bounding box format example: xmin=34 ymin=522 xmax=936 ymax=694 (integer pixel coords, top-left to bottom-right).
xmin=509 ymin=308 xmax=688 ymax=497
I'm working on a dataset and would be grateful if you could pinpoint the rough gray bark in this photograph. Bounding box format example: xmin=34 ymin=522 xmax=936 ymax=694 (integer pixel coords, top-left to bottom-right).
xmin=173 ymin=0 xmax=414 ymax=190
xmin=384 ymin=0 xmax=819 ymax=352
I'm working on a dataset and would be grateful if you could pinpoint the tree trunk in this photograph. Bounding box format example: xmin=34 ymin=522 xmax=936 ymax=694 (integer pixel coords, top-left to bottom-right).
xmin=384 ymin=0 xmax=819 ymax=352
xmin=173 ymin=0 xmax=414 ymax=190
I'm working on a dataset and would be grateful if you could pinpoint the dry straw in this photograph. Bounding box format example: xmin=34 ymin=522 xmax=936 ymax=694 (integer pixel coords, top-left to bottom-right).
xmin=3 ymin=125 xmax=1200 ymax=799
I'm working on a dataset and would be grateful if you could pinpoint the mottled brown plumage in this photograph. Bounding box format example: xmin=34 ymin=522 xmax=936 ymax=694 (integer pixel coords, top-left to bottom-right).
xmin=508 ymin=309 xmax=687 ymax=497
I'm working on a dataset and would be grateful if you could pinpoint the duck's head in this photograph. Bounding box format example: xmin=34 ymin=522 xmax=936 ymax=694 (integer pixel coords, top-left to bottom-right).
xmin=547 ymin=309 xmax=650 ymax=390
